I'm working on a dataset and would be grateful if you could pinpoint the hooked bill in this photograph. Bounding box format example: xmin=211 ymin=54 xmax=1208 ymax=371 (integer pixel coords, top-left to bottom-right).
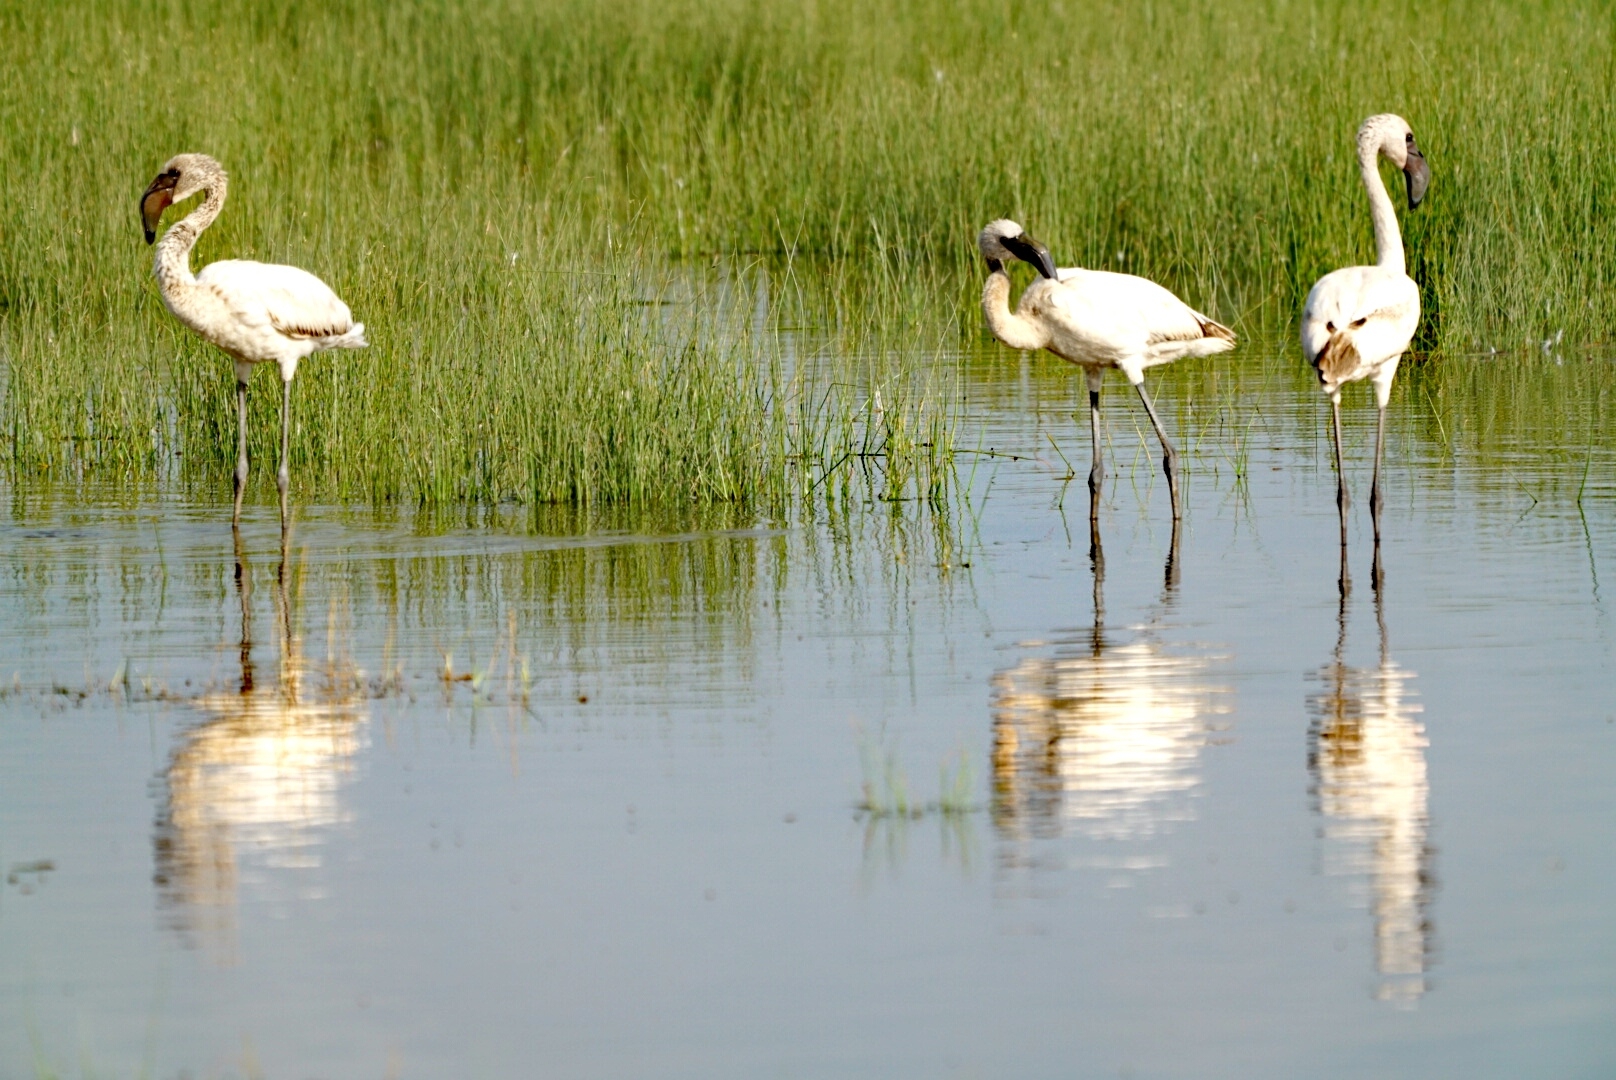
xmin=141 ymin=172 xmax=178 ymax=244
xmin=1001 ymin=232 xmax=1058 ymax=281
xmin=1403 ymin=138 xmax=1430 ymax=209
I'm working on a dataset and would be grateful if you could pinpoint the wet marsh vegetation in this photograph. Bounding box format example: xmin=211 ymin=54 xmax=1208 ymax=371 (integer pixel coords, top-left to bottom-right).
xmin=5 ymin=0 xmax=1616 ymax=510
xmin=3 ymin=0 xmax=1616 ymax=1076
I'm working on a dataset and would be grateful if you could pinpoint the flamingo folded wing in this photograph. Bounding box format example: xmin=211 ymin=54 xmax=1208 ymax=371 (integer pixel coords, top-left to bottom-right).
xmin=196 ymin=259 xmax=359 ymax=343
xmin=1054 ymin=267 xmax=1234 ymax=354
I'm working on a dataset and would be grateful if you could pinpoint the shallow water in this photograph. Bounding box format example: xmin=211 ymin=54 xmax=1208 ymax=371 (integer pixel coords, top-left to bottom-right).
xmin=3 ymin=342 xmax=1615 ymax=1078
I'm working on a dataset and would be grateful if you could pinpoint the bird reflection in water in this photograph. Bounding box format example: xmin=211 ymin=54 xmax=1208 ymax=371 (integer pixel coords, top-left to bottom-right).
xmin=991 ymin=526 xmax=1232 ymax=848
xmin=1307 ymin=551 xmax=1436 ymax=1004
xmin=153 ymin=528 xmax=367 ymax=960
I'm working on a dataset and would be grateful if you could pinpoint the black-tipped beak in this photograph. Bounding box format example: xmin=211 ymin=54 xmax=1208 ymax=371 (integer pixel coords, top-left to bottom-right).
xmin=1403 ymin=142 xmax=1430 ymax=210
xmin=1002 ymin=233 xmax=1059 ymax=280
xmin=140 ymin=174 xmax=176 ymax=245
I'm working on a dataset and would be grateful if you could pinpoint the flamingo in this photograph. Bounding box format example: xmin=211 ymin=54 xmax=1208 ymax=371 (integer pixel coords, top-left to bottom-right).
xmin=140 ymin=153 xmax=367 ymax=527
xmin=1301 ymin=114 xmax=1430 ymax=551
xmin=978 ymin=219 xmax=1235 ymax=522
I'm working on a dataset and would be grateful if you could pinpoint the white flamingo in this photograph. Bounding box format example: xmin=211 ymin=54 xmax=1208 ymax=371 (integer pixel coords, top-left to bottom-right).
xmin=1301 ymin=114 xmax=1430 ymax=548
xmin=140 ymin=153 xmax=367 ymax=526
xmin=979 ymin=219 xmax=1235 ymax=521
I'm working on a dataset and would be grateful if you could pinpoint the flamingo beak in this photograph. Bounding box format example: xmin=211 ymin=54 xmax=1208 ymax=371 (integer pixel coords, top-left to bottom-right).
xmin=1002 ymin=233 xmax=1059 ymax=280
xmin=1403 ymin=142 xmax=1430 ymax=210
xmin=140 ymin=173 xmax=177 ymax=244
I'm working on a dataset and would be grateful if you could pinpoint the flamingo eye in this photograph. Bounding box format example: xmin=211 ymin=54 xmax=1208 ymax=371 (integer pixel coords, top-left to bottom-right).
xmin=1405 ymin=132 xmax=1414 ymax=144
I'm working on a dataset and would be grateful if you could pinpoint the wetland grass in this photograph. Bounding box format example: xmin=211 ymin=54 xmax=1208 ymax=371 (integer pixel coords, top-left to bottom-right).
xmin=3 ymin=0 xmax=1615 ymax=510
xmin=856 ymin=724 xmax=979 ymax=820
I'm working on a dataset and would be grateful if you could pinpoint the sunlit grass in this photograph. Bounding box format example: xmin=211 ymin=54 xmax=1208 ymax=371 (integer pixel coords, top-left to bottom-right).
xmin=2 ymin=0 xmax=1614 ymax=509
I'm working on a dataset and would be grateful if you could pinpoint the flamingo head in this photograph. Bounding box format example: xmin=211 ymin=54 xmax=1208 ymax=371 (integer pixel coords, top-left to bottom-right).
xmin=141 ymin=153 xmax=227 ymax=243
xmin=978 ymin=219 xmax=1058 ymax=279
xmin=1358 ymin=114 xmax=1429 ymax=210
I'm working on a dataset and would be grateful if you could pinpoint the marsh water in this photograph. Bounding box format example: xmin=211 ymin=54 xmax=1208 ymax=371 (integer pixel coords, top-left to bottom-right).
xmin=3 ymin=335 xmax=1614 ymax=1079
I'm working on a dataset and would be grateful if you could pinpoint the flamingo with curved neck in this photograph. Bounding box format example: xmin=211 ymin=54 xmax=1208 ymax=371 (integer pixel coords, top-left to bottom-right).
xmin=979 ymin=219 xmax=1235 ymax=524
xmin=141 ymin=153 xmax=368 ymax=529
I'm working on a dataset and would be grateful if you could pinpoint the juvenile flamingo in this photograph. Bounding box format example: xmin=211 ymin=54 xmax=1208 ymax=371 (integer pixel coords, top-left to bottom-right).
xmin=140 ymin=153 xmax=367 ymax=527
xmin=1301 ymin=114 xmax=1430 ymax=550
xmin=978 ymin=219 xmax=1235 ymax=522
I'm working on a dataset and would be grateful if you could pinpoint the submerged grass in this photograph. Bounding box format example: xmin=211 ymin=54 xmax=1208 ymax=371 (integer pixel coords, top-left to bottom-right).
xmin=856 ymin=724 xmax=978 ymax=819
xmin=2 ymin=0 xmax=1615 ymax=508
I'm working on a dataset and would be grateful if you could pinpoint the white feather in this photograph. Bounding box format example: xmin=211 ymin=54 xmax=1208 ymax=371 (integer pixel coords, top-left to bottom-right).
xmin=1301 ymin=267 xmax=1419 ymax=385
xmin=196 ymin=260 xmax=357 ymax=338
xmin=1301 ymin=114 xmax=1424 ymax=407
xmin=976 ymin=220 xmax=1234 ymax=388
xmin=1050 ymin=267 xmax=1235 ymax=377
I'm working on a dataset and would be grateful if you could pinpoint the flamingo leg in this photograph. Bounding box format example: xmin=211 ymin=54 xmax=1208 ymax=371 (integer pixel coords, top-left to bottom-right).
xmin=1087 ymin=387 xmax=1105 ymax=522
xmin=1331 ymin=396 xmax=1350 ymax=550
xmin=1133 ymin=380 xmax=1181 ymax=521
xmin=1370 ymin=402 xmax=1387 ymax=590
xmin=232 ymin=379 xmax=250 ymax=525
xmin=1369 ymin=402 xmax=1387 ymax=545
xmin=277 ymin=376 xmax=292 ymax=529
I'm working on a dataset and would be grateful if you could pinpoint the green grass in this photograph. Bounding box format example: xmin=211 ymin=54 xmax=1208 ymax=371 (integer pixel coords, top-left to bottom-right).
xmin=856 ymin=724 xmax=979 ymax=819
xmin=2 ymin=0 xmax=1614 ymax=509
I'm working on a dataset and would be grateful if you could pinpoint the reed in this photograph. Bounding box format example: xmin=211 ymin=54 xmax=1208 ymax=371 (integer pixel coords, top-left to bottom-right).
xmin=2 ymin=0 xmax=1613 ymax=509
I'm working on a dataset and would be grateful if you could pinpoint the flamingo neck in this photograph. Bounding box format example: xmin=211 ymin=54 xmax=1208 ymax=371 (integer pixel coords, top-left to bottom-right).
xmin=1358 ymin=142 xmax=1405 ymax=274
xmin=982 ymin=268 xmax=1049 ymax=352
xmin=154 ymin=178 xmax=227 ymax=295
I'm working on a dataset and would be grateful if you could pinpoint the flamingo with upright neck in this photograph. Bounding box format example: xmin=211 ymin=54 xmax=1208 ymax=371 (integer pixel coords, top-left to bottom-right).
xmin=141 ymin=153 xmax=368 ymax=528
xmin=978 ymin=219 xmax=1235 ymax=523
xmin=1301 ymin=114 xmax=1431 ymax=555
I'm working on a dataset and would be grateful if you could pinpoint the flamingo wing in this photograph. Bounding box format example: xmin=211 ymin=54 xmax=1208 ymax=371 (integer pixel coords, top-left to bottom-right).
xmin=1050 ymin=268 xmax=1234 ymax=355
xmin=196 ymin=259 xmax=357 ymax=341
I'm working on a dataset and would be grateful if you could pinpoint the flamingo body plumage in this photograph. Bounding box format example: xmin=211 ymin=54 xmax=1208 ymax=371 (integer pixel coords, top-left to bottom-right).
xmin=186 ymin=259 xmax=367 ymax=384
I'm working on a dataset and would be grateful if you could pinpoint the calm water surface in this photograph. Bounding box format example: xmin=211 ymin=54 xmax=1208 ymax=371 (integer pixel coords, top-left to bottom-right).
xmin=3 ymin=342 xmax=1614 ymax=1078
